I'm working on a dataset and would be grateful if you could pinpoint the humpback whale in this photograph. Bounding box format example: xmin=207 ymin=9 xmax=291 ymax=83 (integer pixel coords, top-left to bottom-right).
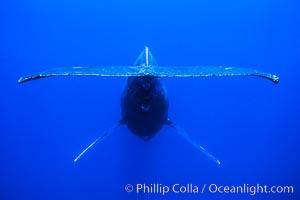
xmin=18 ymin=47 xmax=279 ymax=165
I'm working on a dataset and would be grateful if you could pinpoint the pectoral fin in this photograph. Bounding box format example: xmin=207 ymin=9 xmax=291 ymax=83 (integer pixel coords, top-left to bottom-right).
xmin=166 ymin=120 xmax=221 ymax=165
xmin=74 ymin=121 xmax=123 ymax=163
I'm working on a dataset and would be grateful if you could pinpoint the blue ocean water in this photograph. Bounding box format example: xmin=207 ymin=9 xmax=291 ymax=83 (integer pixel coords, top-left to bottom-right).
xmin=1 ymin=0 xmax=299 ymax=199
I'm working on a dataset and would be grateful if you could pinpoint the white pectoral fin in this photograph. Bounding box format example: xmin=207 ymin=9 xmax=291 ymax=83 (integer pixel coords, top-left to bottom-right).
xmin=167 ymin=120 xmax=221 ymax=165
xmin=74 ymin=121 xmax=123 ymax=163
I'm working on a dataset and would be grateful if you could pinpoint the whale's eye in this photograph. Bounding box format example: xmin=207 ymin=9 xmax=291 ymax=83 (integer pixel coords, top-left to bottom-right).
xmin=141 ymin=104 xmax=150 ymax=111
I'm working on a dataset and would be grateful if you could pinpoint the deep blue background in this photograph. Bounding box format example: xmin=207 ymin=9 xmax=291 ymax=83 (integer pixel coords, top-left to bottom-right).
xmin=1 ymin=0 xmax=299 ymax=199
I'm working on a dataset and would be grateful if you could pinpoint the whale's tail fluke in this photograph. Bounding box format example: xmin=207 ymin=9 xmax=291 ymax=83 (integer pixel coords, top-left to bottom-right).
xmin=18 ymin=46 xmax=279 ymax=84
xmin=18 ymin=65 xmax=279 ymax=84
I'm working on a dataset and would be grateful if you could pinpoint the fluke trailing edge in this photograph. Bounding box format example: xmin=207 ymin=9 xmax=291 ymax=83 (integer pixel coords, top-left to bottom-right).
xmin=19 ymin=46 xmax=280 ymax=165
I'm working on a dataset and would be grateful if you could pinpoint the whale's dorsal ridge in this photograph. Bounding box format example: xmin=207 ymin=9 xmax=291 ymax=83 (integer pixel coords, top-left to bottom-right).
xmin=134 ymin=46 xmax=157 ymax=67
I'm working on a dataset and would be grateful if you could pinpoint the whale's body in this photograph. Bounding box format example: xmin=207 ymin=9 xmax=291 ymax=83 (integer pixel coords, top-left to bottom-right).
xmin=122 ymin=76 xmax=169 ymax=140
xmin=121 ymin=48 xmax=169 ymax=139
xmin=18 ymin=46 xmax=279 ymax=165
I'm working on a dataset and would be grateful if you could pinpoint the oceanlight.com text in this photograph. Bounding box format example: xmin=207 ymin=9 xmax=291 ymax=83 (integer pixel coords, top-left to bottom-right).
xmin=124 ymin=183 xmax=294 ymax=196
xmin=207 ymin=184 xmax=294 ymax=195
